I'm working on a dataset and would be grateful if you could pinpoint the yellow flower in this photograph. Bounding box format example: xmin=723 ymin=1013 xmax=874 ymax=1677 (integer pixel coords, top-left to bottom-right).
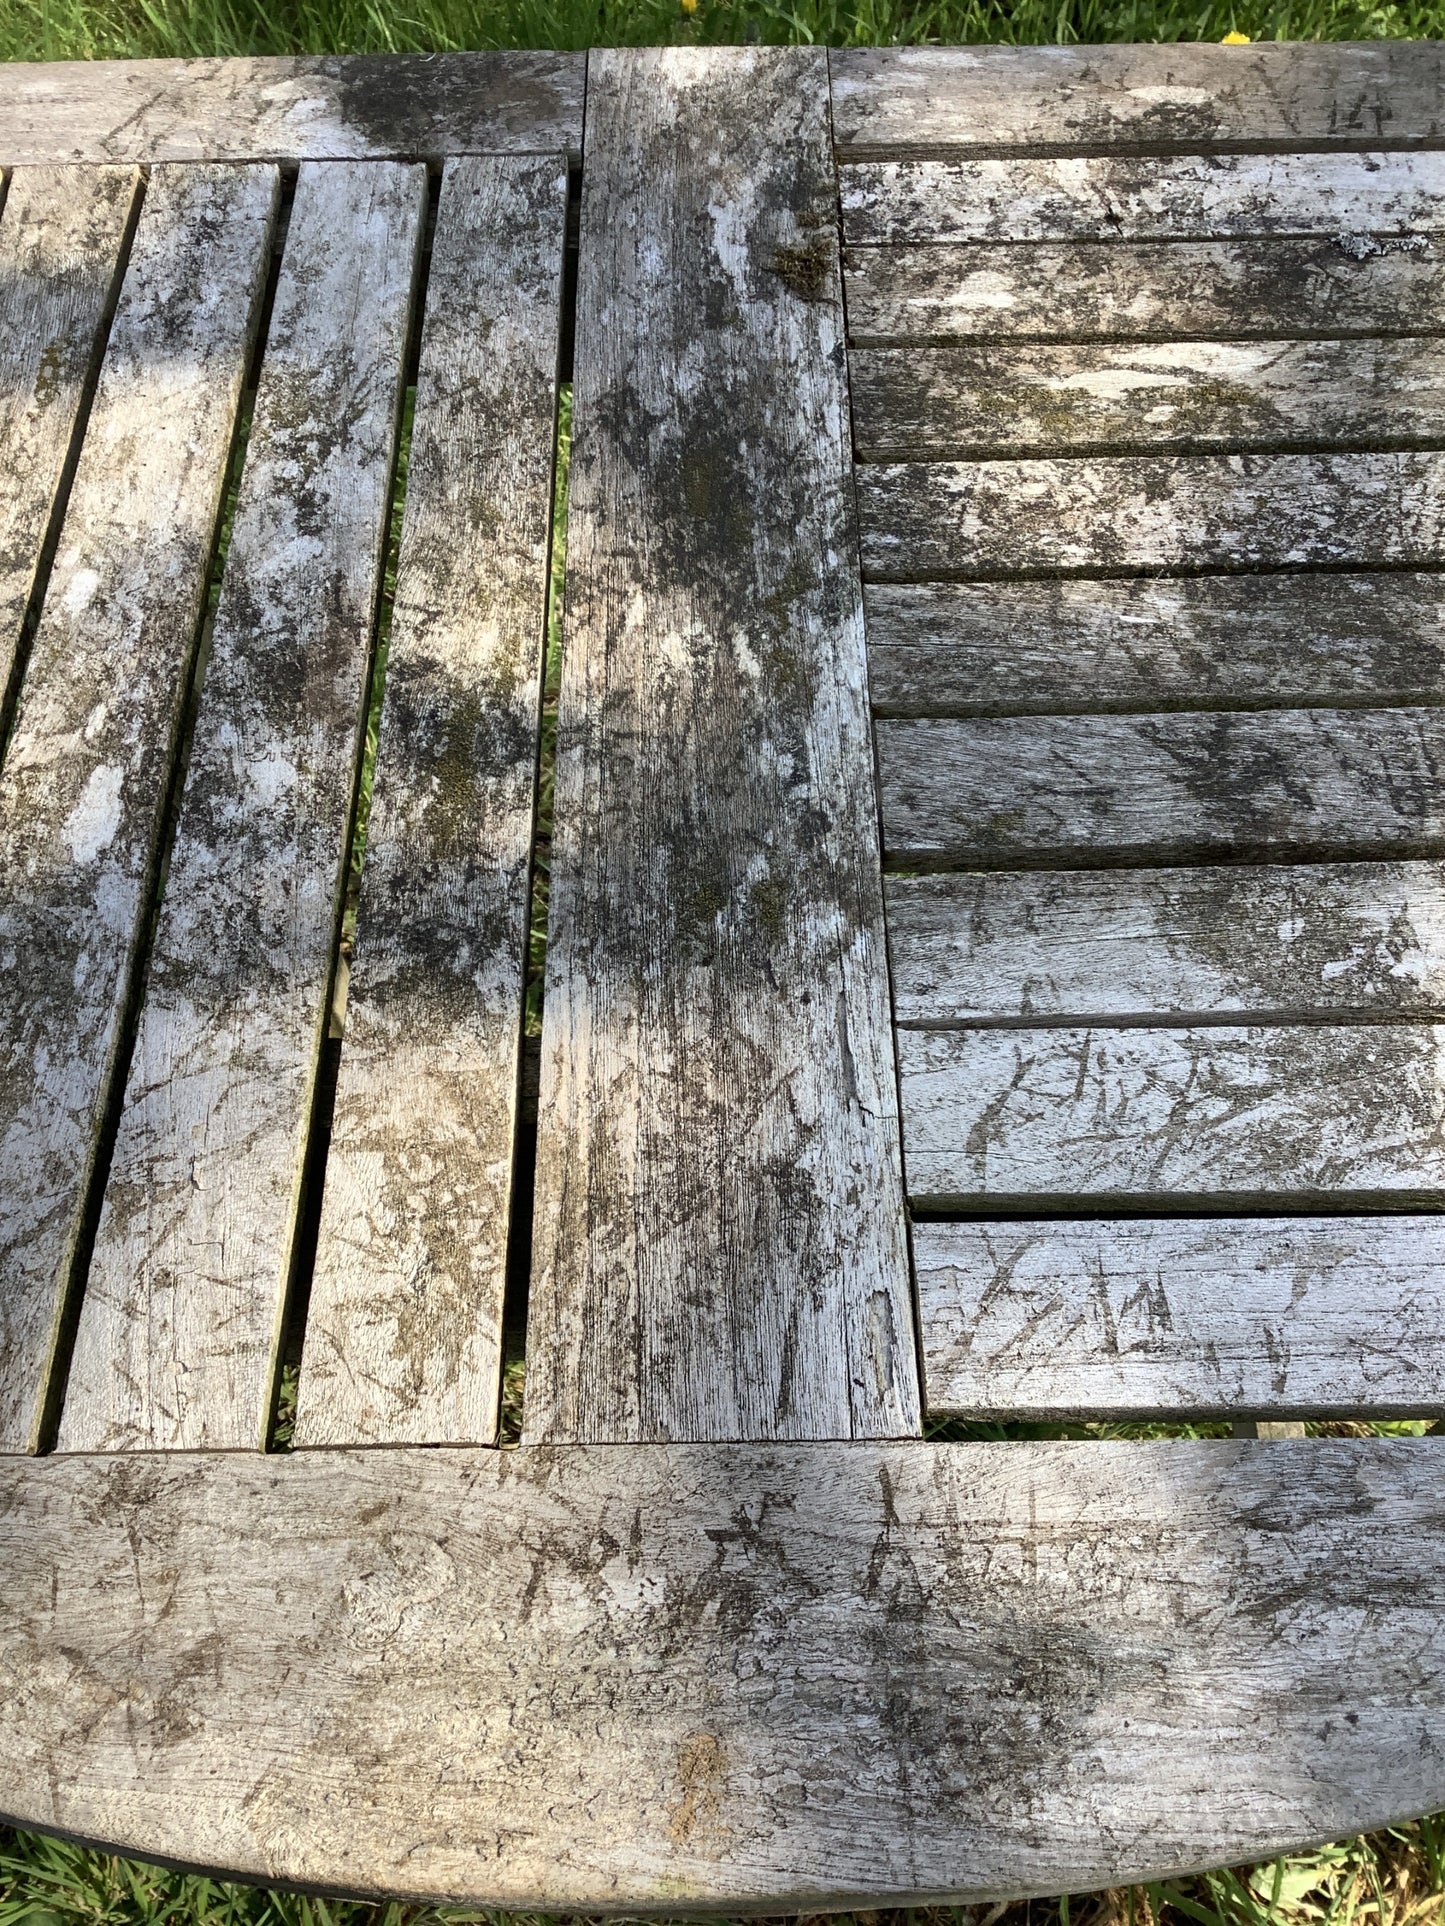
xmin=681 ymin=0 xmax=699 ymax=13
xmin=1221 ymin=28 xmax=1251 ymax=40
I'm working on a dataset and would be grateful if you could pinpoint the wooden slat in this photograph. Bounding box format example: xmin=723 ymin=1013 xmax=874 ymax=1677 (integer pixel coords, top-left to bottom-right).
xmin=843 ymin=238 xmax=1445 ymax=346
xmin=840 ymin=151 xmax=1445 ymax=247
xmin=0 ymin=165 xmax=139 ymax=716
xmin=524 ymin=47 xmax=917 ymax=1446
xmin=0 ymin=54 xmax=584 ymax=165
xmin=4 ymin=1441 xmax=1445 ymax=1904
xmin=0 ymin=164 xmax=276 ymax=1457
xmin=830 ymin=43 xmax=1445 ymax=157
xmin=58 ymin=162 xmax=424 ymax=1455
xmin=887 ymin=862 xmax=1445 ymax=1027
xmin=294 ymin=156 xmax=566 ymax=1450
xmin=899 ymin=1023 xmax=1445 ymax=1208
xmin=851 ymin=338 xmax=1445 ymax=461
xmin=858 ymin=453 xmax=1445 ymax=579
xmin=916 ymin=1218 xmax=1445 ymax=1421
xmin=865 ymin=575 xmax=1445 ymax=718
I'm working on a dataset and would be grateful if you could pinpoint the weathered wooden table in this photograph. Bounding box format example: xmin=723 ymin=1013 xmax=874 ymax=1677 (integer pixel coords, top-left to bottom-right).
xmin=2 ymin=37 xmax=1445 ymax=1912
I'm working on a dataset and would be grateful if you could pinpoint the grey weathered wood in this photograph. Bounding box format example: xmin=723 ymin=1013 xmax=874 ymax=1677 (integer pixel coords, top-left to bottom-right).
xmin=0 ymin=55 xmax=584 ymax=165
xmin=851 ymin=338 xmax=1445 ymax=461
xmin=843 ymin=237 xmax=1445 ymax=346
xmin=879 ymin=708 xmax=1445 ymax=869
xmin=0 ymin=165 xmax=139 ymax=715
xmin=916 ymin=1218 xmax=1445 ymax=1421
xmin=841 ymin=151 xmax=1445 ymax=248
xmin=0 ymin=165 xmax=276 ymax=1457
xmin=899 ymin=1023 xmax=1445 ymax=1208
xmin=865 ymin=575 xmax=1445 ymax=718
xmin=858 ymin=453 xmax=1445 ymax=579
xmin=887 ymin=862 xmax=1445 ymax=1027
xmin=830 ymin=43 xmax=1445 ymax=157
xmin=58 ymin=162 xmax=423 ymax=1455
xmin=3 ymin=1441 xmax=1445 ymax=1903
xmin=294 ymin=157 xmax=566 ymax=1451
xmin=525 ymin=48 xmax=917 ymax=1446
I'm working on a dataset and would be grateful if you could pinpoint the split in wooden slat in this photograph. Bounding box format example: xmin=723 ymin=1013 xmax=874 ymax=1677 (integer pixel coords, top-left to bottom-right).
xmin=851 ymin=338 xmax=1445 ymax=461
xmin=840 ymin=151 xmax=1445 ymax=248
xmin=59 ymin=161 xmax=424 ymax=1455
xmin=0 ymin=54 xmax=585 ymax=166
xmin=878 ymin=707 xmax=1445 ymax=871
xmin=858 ymin=453 xmax=1445 ymax=579
xmin=830 ymin=43 xmax=1445 ymax=157
xmin=843 ymin=238 xmax=1445 ymax=346
xmin=899 ymin=1023 xmax=1445 ymax=1209
xmin=294 ymin=156 xmax=566 ymax=1451
xmin=0 ymin=164 xmax=277 ymax=1457
xmin=916 ymin=1218 xmax=1445 ymax=1421
xmin=0 ymin=165 xmax=139 ymax=725
xmin=887 ymin=862 xmax=1445 ymax=1028
xmin=525 ymin=47 xmax=918 ymax=1446
xmin=865 ymin=575 xmax=1445 ymax=718
xmin=5 ymin=1441 xmax=1445 ymax=1904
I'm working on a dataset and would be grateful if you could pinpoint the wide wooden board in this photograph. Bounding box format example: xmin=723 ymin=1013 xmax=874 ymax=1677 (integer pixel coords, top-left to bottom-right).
xmin=3 ymin=1441 xmax=1445 ymax=1905
xmin=59 ymin=162 xmax=423 ymax=1455
xmin=295 ymin=156 xmax=566 ymax=1450
xmin=851 ymin=338 xmax=1445 ymax=461
xmin=830 ymin=43 xmax=1445 ymax=156
xmin=916 ymin=1218 xmax=1445 ymax=1420
xmin=887 ymin=862 xmax=1445 ymax=1027
xmin=864 ymin=575 xmax=1445 ymax=718
xmin=899 ymin=1023 xmax=1445 ymax=1208
xmin=858 ymin=453 xmax=1445 ymax=578
xmin=0 ymin=165 xmax=138 ymax=718
xmin=525 ymin=48 xmax=917 ymax=1445
xmin=843 ymin=237 xmax=1445 ymax=344
xmin=0 ymin=54 xmax=584 ymax=164
xmin=0 ymin=165 xmax=277 ymax=1456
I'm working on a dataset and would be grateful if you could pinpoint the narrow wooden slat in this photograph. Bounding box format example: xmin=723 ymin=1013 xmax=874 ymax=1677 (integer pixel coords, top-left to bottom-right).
xmin=865 ymin=575 xmax=1445 ymax=718
xmin=879 ymin=708 xmax=1445 ymax=870
xmin=294 ymin=156 xmax=566 ymax=1450
xmin=858 ymin=453 xmax=1445 ymax=579
xmin=887 ymin=862 xmax=1445 ymax=1027
xmin=58 ymin=162 xmax=424 ymax=1455
xmin=4 ymin=1442 xmax=1445 ymax=1905
xmin=916 ymin=1218 xmax=1445 ymax=1420
xmin=899 ymin=1023 xmax=1445 ymax=1208
xmin=525 ymin=48 xmax=917 ymax=1446
xmin=851 ymin=339 xmax=1445 ymax=461
xmin=0 ymin=54 xmax=584 ymax=165
xmin=830 ymin=43 xmax=1445 ymax=157
xmin=843 ymin=238 xmax=1445 ymax=346
xmin=0 ymin=164 xmax=277 ymax=1457
xmin=841 ymin=151 xmax=1445 ymax=247
xmin=0 ymin=165 xmax=139 ymax=713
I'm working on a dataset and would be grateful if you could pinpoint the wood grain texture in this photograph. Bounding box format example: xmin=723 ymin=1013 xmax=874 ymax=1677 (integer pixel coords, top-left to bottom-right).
xmin=840 ymin=151 xmax=1445 ymax=247
xmin=850 ymin=338 xmax=1445 ymax=461
xmin=878 ymin=708 xmax=1445 ymax=869
xmin=829 ymin=43 xmax=1445 ymax=156
xmin=4 ymin=1441 xmax=1445 ymax=1904
xmin=294 ymin=157 xmax=566 ymax=1450
xmin=858 ymin=453 xmax=1445 ymax=579
xmin=0 ymin=165 xmax=277 ymax=1456
xmin=899 ymin=1023 xmax=1445 ymax=1208
xmin=525 ymin=48 xmax=917 ymax=1446
xmin=0 ymin=55 xmax=584 ymax=165
xmin=916 ymin=1218 xmax=1445 ymax=1420
xmin=0 ymin=165 xmax=138 ymax=711
xmin=886 ymin=862 xmax=1445 ymax=1027
xmin=58 ymin=162 xmax=423 ymax=1455
xmin=843 ymin=237 xmax=1445 ymax=344
xmin=864 ymin=575 xmax=1445 ymax=718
